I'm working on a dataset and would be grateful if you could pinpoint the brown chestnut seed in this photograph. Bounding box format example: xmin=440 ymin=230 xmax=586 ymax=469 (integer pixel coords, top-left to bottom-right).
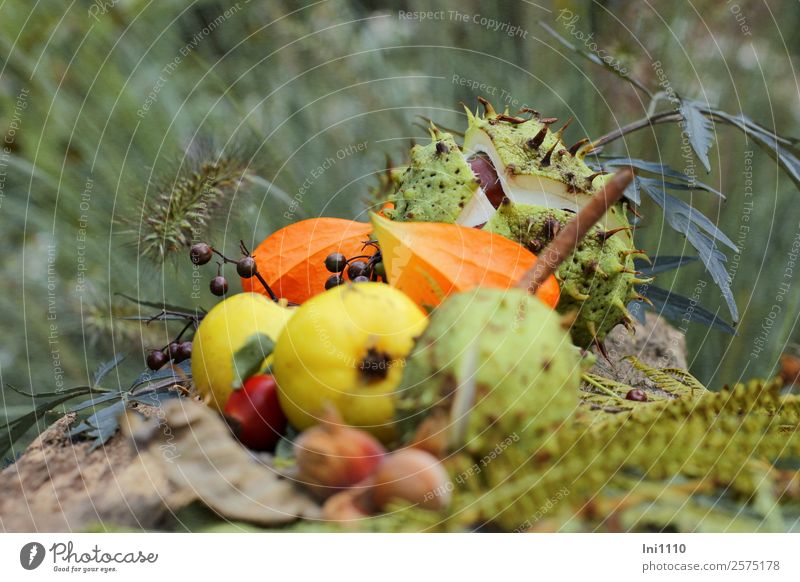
xmin=468 ymin=154 xmax=505 ymax=209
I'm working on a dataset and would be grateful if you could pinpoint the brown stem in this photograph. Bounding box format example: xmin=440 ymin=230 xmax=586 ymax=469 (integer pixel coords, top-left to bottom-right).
xmin=591 ymin=111 xmax=682 ymax=149
xmin=253 ymin=270 xmax=279 ymax=302
xmin=516 ymin=168 xmax=634 ymax=294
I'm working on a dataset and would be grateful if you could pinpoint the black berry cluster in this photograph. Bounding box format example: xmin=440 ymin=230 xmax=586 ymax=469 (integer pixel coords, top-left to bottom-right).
xmin=323 ymin=242 xmax=386 ymax=290
xmin=189 ymin=241 xmax=278 ymax=301
xmin=146 ymin=340 xmax=193 ymax=371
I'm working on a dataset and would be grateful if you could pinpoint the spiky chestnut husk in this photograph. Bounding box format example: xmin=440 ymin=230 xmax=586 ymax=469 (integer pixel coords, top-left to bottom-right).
xmin=367 ymin=157 xmax=406 ymax=210
xmin=395 ymin=287 xmax=589 ymax=455
xmin=463 ymin=102 xmax=611 ymax=208
xmin=383 ymin=99 xmax=651 ymax=345
xmin=386 ymin=130 xmax=491 ymax=224
xmin=485 ymin=201 xmax=651 ymax=347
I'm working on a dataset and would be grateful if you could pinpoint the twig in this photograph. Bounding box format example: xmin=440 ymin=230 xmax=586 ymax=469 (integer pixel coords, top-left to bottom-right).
xmin=516 ymin=168 xmax=634 ymax=294
xmin=591 ymin=111 xmax=682 ymax=149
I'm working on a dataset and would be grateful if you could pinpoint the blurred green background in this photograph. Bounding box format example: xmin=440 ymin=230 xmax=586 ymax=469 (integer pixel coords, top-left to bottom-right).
xmin=2 ymin=0 xmax=799 ymax=429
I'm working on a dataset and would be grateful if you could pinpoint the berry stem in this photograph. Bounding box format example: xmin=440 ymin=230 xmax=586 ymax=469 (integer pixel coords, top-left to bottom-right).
xmin=145 ymin=308 xmax=203 ymax=324
xmin=516 ymin=168 xmax=634 ymax=294
xmin=240 ymin=240 xmax=279 ymax=302
xmin=173 ymin=318 xmax=196 ymax=342
xmin=212 ymin=248 xmax=237 ymax=265
xmin=210 ymin=240 xmax=280 ymax=302
xmin=253 ymin=270 xmax=278 ymax=302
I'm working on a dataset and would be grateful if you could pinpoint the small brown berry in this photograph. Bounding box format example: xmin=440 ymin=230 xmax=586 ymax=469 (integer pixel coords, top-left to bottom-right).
xmin=626 ymin=389 xmax=648 ymax=402
xmin=190 ymin=243 xmax=213 ymax=265
xmin=210 ymin=276 xmax=229 ymax=296
xmin=146 ymin=350 xmax=168 ymax=371
xmin=236 ymin=256 xmax=257 ymax=278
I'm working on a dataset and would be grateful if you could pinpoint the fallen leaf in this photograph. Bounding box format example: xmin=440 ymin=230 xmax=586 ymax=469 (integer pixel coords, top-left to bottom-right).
xmin=125 ymin=399 xmax=320 ymax=526
xmin=370 ymin=213 xmax=560 ymax=309
xmin=243 ymin=218 xmax=373 ymax=304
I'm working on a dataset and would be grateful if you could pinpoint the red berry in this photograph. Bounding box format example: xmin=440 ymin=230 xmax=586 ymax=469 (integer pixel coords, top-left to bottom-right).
xmin=224 ymin=375 xmax=287 ymax=451
xmin=626 ymin=388 xmax=648 ymax=402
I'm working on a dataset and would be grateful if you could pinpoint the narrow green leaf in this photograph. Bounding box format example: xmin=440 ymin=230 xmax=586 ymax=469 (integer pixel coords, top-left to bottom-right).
xmin=115 ymin=292 xmax=206 ymax=316
xmin=0 ymin=390 xmax=93 ymax=457
xmin=231 ymin=333 xmax=275 ymax=389
xmin=68 ymin=392 xmax=124 ymax=414
xmin=129 ymin=359 xmax=192 ymax=391
xmin=603 ymin=158 xmax=724 ymax=198
xmin=637 ymin=177 xmax=739 ymax=322
xmin=629 ymin=285 xmax=736 ymax=335
xmin=92 ymin=353 xmax=125 ymax=387
xmin=636 ymin=255 xmax=698 ymax=276
xmin=4 ymin=384 xmax=102 ymax=399
xmin=679 ymin=100 xmax=714 ymax=173
xmin=538 ymin=22 xmax=652 ymax=97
